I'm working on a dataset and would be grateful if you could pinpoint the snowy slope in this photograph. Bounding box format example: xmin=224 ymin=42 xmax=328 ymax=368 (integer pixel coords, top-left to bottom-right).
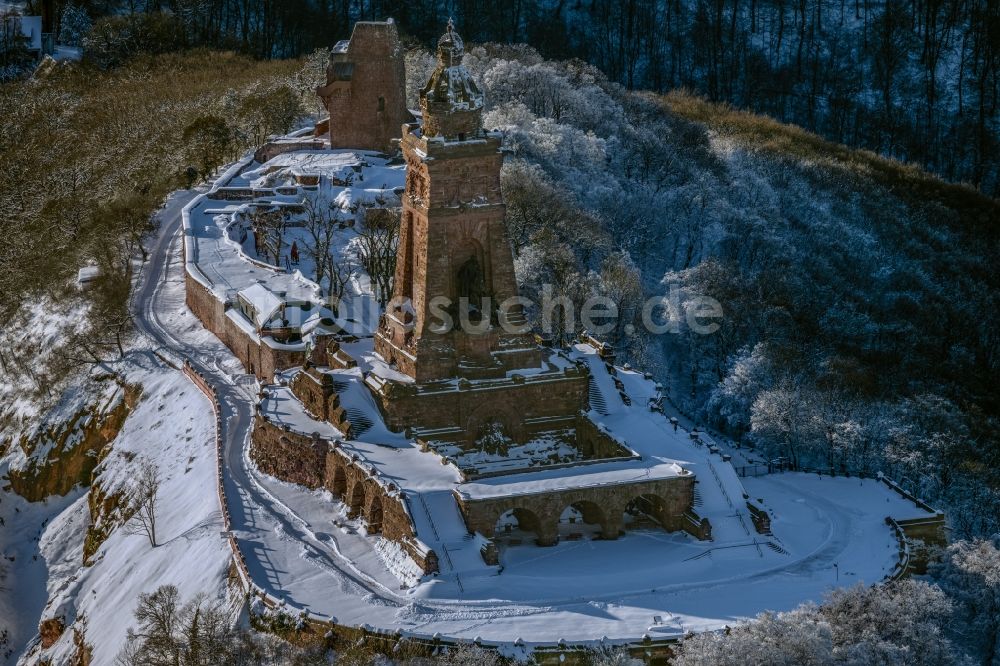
xmin=1 ymin=187 xmax=235 ymax=665
xmin=20 ymin=356 xmax=231 ymax=666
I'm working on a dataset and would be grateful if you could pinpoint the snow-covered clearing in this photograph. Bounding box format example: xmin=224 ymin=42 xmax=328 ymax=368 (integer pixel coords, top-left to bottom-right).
xmin=22 ymin=356 xmax=231 ymax=666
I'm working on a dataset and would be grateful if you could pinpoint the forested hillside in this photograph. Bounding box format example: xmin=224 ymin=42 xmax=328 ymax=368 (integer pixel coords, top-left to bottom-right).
xmin=0 ymin=51 xmax=319 ymax=432
xmin=0 ymin=17 xmax=997 ymax=663
xmin=15 ymin=0 xmax=997 ymax=193
xmin=3 ymin=34 xmax=997 ymax=539
xmin=410 ymin=43 xmax=1000 ymax=538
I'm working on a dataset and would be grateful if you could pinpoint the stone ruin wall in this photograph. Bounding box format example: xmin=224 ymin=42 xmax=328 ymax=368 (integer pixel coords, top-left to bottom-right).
xmin=184 ymin=270 xmax=304 ymax=382
xmin=253 ymin=139 xmax=325 ymax=164
xmin=372 ymin=368 xmax=591 ymax=444
xmin=320 ymin=21 xmax=409 ymax=155
xmin=249 ymin=416 xmax=438 ymax=573
xmin=185 ymin=270 xmax=226 ymax=337
xmin=457 ymin=474 xmax=699 ymax=548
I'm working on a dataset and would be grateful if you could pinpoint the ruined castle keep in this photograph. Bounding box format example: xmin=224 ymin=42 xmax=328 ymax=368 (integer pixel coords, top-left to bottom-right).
xmin=316 ymin=20 xmax=410 ymax=154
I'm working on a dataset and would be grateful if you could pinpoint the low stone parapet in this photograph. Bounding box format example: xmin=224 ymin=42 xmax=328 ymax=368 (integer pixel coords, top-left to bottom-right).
xmin=253 ymin=139 xmax=325 ymax=164
xmin=682 ymin=510 xmax=712 ymax=540
xmin=745 ymin=500 xmax=771 ymax=534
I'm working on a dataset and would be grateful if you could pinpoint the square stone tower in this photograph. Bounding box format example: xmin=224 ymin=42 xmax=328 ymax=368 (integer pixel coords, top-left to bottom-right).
xmin=374 ymin=22 xmax=541 ymax=383
xmin=316 ymin=20 xmax=409 ymax=154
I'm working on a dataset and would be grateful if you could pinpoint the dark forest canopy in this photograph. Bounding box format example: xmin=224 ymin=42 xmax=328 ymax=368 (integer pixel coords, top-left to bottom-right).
xmin=16 ymin=0 xmax=1000 ymax=196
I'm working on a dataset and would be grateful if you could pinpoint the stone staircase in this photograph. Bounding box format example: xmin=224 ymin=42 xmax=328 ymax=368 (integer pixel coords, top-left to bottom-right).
xmin=692 ymin=485 xmax=704 ymax=510
xmin=765 ymin=540 xmax=790 ymax=555
xmin=321 ymin=375 xmax=378 ymax=440
xmin=456 ymin=354 xmax=506 ymax=379
xmin=327 ymin=397 xmax=354 ymax=439
xmin=588 ymin=374 xmax=609 ymax=415
xmin=407 ymin=490 xmax=498 ymax=588
xmin=344 ymin=408 xmax=375 ymax=437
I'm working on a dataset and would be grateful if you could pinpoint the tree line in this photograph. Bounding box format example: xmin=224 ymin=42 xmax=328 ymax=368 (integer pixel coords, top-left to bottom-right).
xmin=0 ymin=51 xmax=315 ymax=427
xmin=14 ymin=0 xmax=998 ymax=194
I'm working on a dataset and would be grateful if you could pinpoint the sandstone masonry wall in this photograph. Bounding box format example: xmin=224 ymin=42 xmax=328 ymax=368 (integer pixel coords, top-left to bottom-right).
xmin=185 ymin=271 xmax=226 ymax=337
xmin=457 ymin=474 xmax=696 ymax=547
xmin=373 ymin=368 xmax=589 ymax=444
xmin=250 ymin=416 xmax=437 ymax=573
xmin=185 ymin=269 xmax=304 ymax=382
xmin=318 ymin=21 xmax=409 ymax=154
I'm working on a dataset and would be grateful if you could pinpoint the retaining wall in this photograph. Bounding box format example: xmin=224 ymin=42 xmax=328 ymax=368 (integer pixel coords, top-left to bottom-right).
xmin=250 ymin=415 xmax=437 ymax=573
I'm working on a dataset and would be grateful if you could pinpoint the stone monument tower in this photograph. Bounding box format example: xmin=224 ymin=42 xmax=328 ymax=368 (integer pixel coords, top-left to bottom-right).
xmin=374 ymin=21 xmax=540 ymax=383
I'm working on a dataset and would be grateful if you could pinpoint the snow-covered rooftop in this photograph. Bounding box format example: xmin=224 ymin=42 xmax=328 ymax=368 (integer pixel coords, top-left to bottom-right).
xmin=238 ymin=283 xmax=283 ymax=328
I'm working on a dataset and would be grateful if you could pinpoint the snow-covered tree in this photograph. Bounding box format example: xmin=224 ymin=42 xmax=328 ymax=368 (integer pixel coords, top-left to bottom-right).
xmin=58 ymin=4 xmax=91 ymax=47
xmin=820 ymin=581 xmax=965 ymax=666
xmin=676 ymin=581 xmax=973 ymax=666
xmin=931 ymin=537 xmax=1000 ymax=664
xmin=674 ymin=608 xmax=835 ymax=666
xmin=707 ymin=343 xmax=774 ymax=435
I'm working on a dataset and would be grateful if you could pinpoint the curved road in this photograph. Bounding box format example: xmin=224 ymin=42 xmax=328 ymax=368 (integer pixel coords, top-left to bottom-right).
xmin=130 ymin=188 xmax=421 ymax=612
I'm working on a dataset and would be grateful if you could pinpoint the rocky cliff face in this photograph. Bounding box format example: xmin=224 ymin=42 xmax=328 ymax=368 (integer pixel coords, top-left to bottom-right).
xmin=6 ymin=380 xmax=140 ymax=503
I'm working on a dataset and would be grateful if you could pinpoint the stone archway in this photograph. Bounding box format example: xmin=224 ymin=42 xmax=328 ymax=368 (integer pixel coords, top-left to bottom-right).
xmin=329 ymin=462 xmax=347 ymax=499
xmin=557 ymin=500 xmax=608 ymax=540
xmin=450 ymin=237 xmax=491 ymax=330
xmin=623 ymin=493 xmax=668 ymax=531
xmin=450 ymin=238 xmax=487 ymax=296
xmin=367 ymin=495 xmax=383 ymax=533
xmin=494 ymin=507 xmax=555 ymax=546
xmin=348 ymin=480 xmax=367 ymax=519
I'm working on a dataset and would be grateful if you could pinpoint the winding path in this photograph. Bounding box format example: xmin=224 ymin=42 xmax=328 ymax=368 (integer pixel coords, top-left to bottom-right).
xmin=131 ymin=188 xmax=417 ymax=610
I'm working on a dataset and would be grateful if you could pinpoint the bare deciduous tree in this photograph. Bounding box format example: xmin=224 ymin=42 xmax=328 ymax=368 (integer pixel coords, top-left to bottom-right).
xmin=302 ymin=196 xmax=358 ymax=310
xmin=354 ymin=198 xmax=400 ymax=307
xmin=248 ymin=207 xmax=290 ymax=268
xmin=124 ymin=461 xmax=160 ymax=548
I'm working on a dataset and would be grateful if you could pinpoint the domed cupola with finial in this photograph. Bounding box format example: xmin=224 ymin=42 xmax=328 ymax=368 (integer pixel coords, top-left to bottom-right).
xmin=420 ymin=19 xmax=485 ymax=141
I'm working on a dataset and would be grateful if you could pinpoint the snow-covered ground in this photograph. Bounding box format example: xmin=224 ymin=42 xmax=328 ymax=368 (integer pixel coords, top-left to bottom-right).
xmin=167 ymin=144 xmax=940 ymax=649
xmin=0 ymin=297 xmax=90 ymax=437
xmin=2 ymin=140 xmax=940 ymax=662
xmin=2 ymin=350 xmax=231 ymax=666
xmin=1 ymin=187 xmax=236 ymax=665
xmin=184 ymin=149 xmax=404 ymax=319
xmin=237 ymin=344 xmax=933 ymax=646
xmin=22 ymin=357 xmax=231 ymax=665
xmin=0 ymin=485 xmax=84 ymax=663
